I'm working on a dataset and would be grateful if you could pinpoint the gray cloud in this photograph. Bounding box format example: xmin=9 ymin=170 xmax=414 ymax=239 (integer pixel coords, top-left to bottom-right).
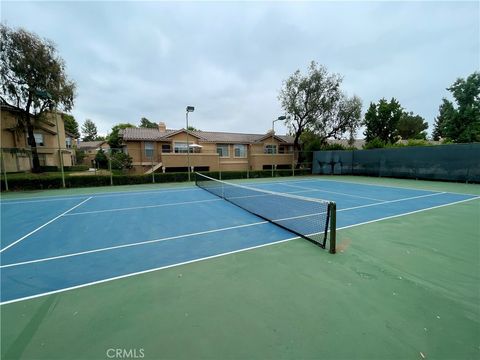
xmin=2 ymin=1 xmax=478 ymax=137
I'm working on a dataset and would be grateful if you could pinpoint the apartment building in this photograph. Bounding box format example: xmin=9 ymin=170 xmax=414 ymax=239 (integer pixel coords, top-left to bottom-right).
xmin=1 ymin=103 xmax=75 ymax=172
xmin=119 ymin=122 xmax=296 ymax=174
xmin=77 ymin=140 xmax=110 ymax=167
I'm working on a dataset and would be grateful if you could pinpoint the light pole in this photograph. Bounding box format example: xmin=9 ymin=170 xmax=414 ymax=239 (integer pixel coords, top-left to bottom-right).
xmin=272 ymin=115 xmax=286 ymax=177
xmin=186 ymin=106 xmax=195 ymax=181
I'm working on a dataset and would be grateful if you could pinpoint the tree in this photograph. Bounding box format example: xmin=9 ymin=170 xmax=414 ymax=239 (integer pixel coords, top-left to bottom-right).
xmin=62 ymin=113 xmax=80 ymax=138
xmin=278 ymin=61 xmax=362 ymax=151
xmin=139 ymin=117 xmax=157 ymax=128
xmin=110 ymin=152 xmax=133 ymax=170
xmin=94 ymin=149 xmax=108 ymax=168
xmin=396 ymin=112 xmax=428 ymax=140
xmin=432 ymin=99 xmax=455 ymax=141
xmin=0 ymin=25 xmax=75 ymax=172
xmin=441 ymin=72 xmax=480 ymax=143
xmin=363 ymin=98 xmax=403 ymax=143
xmin=107 ymin=123 xmax=136 ymax=150
xmin=81 ymin=119 xmax=98 ymax=141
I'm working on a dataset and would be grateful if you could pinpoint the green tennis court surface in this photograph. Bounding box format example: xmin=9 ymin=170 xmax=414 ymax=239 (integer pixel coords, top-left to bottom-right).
xmin=1 ymin=176 xmax=479 ymax=359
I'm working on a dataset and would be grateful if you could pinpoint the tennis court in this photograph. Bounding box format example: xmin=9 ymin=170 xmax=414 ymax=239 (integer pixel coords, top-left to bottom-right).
xmin=1 ymin=175 xmax=479 ymax=359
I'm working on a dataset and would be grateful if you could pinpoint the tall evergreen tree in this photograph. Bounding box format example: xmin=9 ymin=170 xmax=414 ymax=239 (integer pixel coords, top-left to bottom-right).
xmin=432 ymin=99 xmax=455 ymax=141
xmin=81 ymin=119 xmax=98 ymax=141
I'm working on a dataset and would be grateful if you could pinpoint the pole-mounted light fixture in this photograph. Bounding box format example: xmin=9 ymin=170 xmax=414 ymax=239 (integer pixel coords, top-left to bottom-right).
xmin=186 ymin=106 xmax=195 ymax=181
xmin=271 ymin=115 xmax=287 ymax=177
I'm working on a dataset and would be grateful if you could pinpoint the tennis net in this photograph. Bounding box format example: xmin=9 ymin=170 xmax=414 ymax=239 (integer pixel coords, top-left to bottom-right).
xmin=195 ymin=173 xmax=336 ymax=253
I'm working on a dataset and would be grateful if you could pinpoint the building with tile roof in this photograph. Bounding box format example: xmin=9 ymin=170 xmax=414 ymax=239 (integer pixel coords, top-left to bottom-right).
xmin=1 ymin=102 xmax=76 ymax=172
xmin=118 ymin=122 xmax=297 ymax=174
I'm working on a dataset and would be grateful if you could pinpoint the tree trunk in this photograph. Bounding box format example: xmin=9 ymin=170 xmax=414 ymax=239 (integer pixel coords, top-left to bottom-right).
xmin=293 ymin=128 xmax=303 ymax=169
xmin=25 ymin=113 xmax=41 ymax=173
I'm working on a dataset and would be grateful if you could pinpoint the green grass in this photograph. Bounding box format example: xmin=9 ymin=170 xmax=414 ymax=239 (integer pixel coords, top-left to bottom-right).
xmin=1 ymin=177 xmax=479 ymax=359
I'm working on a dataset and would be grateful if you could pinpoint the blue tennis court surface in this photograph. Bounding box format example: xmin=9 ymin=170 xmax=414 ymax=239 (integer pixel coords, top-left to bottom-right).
xmin=1 ymin=178 xmax=477 ymax=304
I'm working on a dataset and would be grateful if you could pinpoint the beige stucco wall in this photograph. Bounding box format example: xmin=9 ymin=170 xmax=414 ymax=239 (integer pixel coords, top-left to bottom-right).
xmin=1 ymin=110 xmax=74 ymax=172
xmin=123 ymin=130 xmax=294 ymax=174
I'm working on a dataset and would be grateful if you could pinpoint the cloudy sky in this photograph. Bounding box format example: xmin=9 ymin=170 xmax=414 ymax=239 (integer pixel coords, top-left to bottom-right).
xmin=2 ymin=1 xmax=479 ymax=137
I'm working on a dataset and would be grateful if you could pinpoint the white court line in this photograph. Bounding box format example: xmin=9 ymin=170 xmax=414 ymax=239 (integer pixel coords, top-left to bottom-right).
xmin=0 ymin=197 xmax=92 ymax=254
xmin=0 ymin=190 xmax=454 ymax=268
xmin=0 ymin=187 xmax=201 ymax=205
xmin=0 ymin=236 xmax=298 ymax=306
xmin=0 ymin=196 xmax=98 ymax=205
xmin=1 ymin=196 xmax=479 ymax=305
xmin=64 ymin=198 xmax=222 ymax=216
xmin=277 ymin=182 xmax=385 ymax=202
xmin=272 ymin=191 xmax=447 ymax=222
xmin=64 ymin=189 xmax=315 ymax=216
xmin=286 ymin=178 xmax=480 ymax=198
xmin=311 ymin=196 xmax=480 ymax=235
xmin=0 ymin=221 xmax=268 ymax=269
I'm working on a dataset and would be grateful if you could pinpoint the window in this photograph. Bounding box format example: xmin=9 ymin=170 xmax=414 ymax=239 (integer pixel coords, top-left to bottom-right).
xmin=34 ymin=133 xmax=44 ymax=146
xmin=162 ymin=144 xmax=171 ymax=153
xmin=217 ymin=144 xmax=229 ymax=157
xmin=279 ymin=145 xmax=292 ymax=154
xmin=174 ymin=142 xmax=188 ymax=153
xmin=234 ymin=144 xmax=246 ymax=158
xmin=65 ymin=137 xmax=72 ymax=149
xmin=145 ymin=142 xmax=154 ymax=158
xmin=38 ymin=154 xmax=47 ymax=166
xmin=264 ymin=144 xmax=277 ymax=154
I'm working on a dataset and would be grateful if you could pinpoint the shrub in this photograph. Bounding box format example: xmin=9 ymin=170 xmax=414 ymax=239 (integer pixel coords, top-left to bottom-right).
xmin=1 ymin=169 xmax=311 ymax=191
xmin=64 ymin=165 xmax=89 ymax=172
xmin=363 ymin=138 xmax=386 ymax=149
xmin=110 ymin=152 xmax=133 ymax=170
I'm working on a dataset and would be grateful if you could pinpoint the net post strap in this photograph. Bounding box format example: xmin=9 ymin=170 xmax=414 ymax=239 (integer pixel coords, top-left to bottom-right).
xmin=328 ymin=202 xmax=336 ymax=254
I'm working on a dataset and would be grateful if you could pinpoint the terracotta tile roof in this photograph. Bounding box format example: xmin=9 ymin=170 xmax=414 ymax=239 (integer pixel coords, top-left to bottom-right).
xmin=119 ymin=128 xmax=177 ymax=141
xmin=120 ymin=127 xmax=295 ymax=144
xmin=78 ymin=141 xmax=107 ymax=149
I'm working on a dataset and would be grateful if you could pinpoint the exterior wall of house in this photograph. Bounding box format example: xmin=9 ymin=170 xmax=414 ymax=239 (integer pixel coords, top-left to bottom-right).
xmin=121 ymin=130 xmax=295 ymax=174
xmin=79 ymin=142 xmax=111 ymax=167
xmin=249 ymin=138 xmax=294 ymax=170
xmin=1 ymin=109 xmax=73 ymax=172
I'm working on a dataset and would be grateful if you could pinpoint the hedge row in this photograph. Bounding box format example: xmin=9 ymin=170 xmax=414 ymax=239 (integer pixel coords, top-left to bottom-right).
xmin=1 ymin=169 xmax=311 ymax=191
xmin=38 ymin=165 xmax=90 ymax=172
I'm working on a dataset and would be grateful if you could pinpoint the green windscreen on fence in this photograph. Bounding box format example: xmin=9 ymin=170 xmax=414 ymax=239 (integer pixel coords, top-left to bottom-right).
xmin=313 ymin=143 xmax=480 ymax=182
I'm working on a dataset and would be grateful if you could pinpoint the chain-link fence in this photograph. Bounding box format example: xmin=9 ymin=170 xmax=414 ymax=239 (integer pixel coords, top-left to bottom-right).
xmin=0 ymin=146 xmax=315 ymax=191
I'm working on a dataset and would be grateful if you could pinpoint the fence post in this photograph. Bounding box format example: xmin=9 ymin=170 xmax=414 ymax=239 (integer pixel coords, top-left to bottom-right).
xmin=109 ymin=155 xmax=113 ymax=186
xmin=292 ymin=150 xmax=295 ymax=177
xmin=1 ymin=150 xmax=8 ymax=191
xmin=152 ymin=160 xmax=155 ymax=183
xmin=54 ymin=113 xmax=66 ymax=188
xmin=219 ymin=158 xmax=222 ymax=180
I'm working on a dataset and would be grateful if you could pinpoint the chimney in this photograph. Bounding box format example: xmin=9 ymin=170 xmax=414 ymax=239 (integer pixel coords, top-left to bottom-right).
xmin=158 ymin=122 xmax=166 ymax=133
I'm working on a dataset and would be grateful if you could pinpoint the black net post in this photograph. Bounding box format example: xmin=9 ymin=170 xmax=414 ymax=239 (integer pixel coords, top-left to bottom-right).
xmin=329 ymin=202 xmax=336 ymax=254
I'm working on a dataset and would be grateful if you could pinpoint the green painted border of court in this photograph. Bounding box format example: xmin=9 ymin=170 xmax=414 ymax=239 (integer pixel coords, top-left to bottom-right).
xmin=1 ymin=177 xmax=479 ymax=359
xmin=1 ymin=174 xmax=479 ymax=201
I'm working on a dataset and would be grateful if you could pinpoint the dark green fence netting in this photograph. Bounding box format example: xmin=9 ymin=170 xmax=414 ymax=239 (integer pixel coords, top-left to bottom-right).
xmin=313 ymin=143 xmax=480 ymax=182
